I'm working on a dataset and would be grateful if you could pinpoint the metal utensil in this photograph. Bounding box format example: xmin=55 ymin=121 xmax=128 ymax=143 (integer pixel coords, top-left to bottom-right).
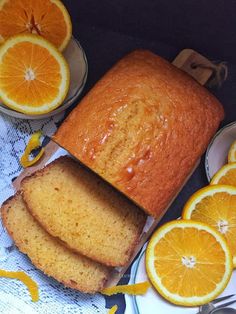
xmin=196 ymin=295 xmax=235 ymax=314
xmin=210 ymin=308 xmax=236 ymax=314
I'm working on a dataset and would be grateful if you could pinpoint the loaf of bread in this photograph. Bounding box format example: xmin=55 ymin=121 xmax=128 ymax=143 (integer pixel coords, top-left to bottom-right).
xmin=54 ymin=50 xmax=224 ymax=217
xmin=21 ymin=156 xmax=146 ymax=267
xmin=1 ymin=194 xmax=111 ymax=293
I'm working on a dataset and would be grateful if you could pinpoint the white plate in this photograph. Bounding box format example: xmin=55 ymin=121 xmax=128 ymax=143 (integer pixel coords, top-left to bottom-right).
xmin=0 ymin=37 xmax=88 ymax=120
xmin=132 ymin=246 xmax=236 ymax=314
xmin=205 ymin=121 xmax=236 ymax=181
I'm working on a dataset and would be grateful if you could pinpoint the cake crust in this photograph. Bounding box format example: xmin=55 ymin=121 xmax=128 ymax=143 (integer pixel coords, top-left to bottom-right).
xmin=1 ymin=193 xmax=111 ymax=293
xmin=54 ymin=50 xmax=224 ymax=217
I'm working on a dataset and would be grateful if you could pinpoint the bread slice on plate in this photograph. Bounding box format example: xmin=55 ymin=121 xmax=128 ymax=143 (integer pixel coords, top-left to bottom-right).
xmin=21 ymin=156 xmax=146 ymax=267
xmin=1 ymin=193 xmax=111 ymax=293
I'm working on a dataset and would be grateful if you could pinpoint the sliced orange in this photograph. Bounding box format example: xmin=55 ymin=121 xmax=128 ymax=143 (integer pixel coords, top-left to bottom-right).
xmin=228 ymin=140 xmax=236 ymax=163
xmin=183 ymin=185 xmax=236 ymax=267
xmin=146 ymin=220 xmax=232 ymax=306
xmin=211 ymin=163 xmax=236 ymax=187
xmin=0 ymin=0 xmax=72 ymax=51
xmin=0 ymin=34 xmax=70 ymax=115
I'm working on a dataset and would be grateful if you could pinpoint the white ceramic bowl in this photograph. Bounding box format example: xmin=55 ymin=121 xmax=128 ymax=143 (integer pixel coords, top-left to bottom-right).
xmin=0 ymin=37 xmax=88 ymax=120
xmin=205 ymin=121 xmax=236 ymax=182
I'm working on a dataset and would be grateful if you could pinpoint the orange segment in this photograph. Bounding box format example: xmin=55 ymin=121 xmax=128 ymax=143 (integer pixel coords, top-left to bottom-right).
xmin=183 ymin=185 xmax=236 ymax=267
xmin=211 ymin=163 xmax=236 ymax=187
xmin=0 ymin=34 xmax=70 ymax=114
xmin=0 ymin=0 xmax=72 ymax=51
xmin=146 ymin=220 xmax=233 ymax=306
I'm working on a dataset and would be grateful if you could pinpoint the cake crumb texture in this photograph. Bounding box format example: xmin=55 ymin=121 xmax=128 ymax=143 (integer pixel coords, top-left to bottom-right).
xmin=1 ymin=194 xmax=111 ymax=293
xmin=21 ymin=157 xmax=146 ymax=267
xmin=54 ymin=50 xmax=224 ymax=217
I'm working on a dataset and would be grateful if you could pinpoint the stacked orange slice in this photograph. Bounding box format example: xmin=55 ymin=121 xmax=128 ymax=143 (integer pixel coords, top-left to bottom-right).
xmin=211 ymin=163 xmax=236 ymax=187
xmin=0 ymin=34 xmax=70 ymax=114
xmin=0 ymin=0 xmax=72 ymax=51
xmin=0 ymin=0 xmax=72 ymax=115
xmin=145 ymin=138 xmax=236 ymax=306
xmin=228 ymin=140 xmax=236 ymax=163
xmin=183 ymin=185 xmax=236 ymax=267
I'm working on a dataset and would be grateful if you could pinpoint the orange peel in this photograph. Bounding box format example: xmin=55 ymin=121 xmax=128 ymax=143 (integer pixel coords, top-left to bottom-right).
xmin=0 ymin=269 xmax=39 ymax=302
xmin=20 ymin=131 xmax=44 ymax=168
xmin=211 ymin=163 xmax=236 ymax=187
xmin=108 ymin=305 xmax=118 ymax=314
xmin=102 ymin=281 xmax=150 ymax=296
xmin=228 ymin=140 xmax=236 ymax=163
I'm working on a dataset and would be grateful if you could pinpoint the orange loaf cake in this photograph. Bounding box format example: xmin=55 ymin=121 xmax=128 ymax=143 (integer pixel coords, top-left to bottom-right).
xmin=1 ymin=194 xmax=111 ymax=293
xmin=54 ymin=50 xmax=224 ymax=217
xmin=21 ymin=156 xmax=146 ymax=267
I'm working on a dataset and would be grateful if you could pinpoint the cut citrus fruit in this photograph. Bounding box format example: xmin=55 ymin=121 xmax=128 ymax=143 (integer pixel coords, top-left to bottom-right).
xmin=228 ymin=140 xmax=236 ymax=163
xmin=0 ymin=34 xmax=70 ymax=115
xmin=211 ymin=163 xmax=236 ymax=187
xmin=145 ymin=220 xmax=232 ymax=306
xmin=182 ymin=185 xmax=236 ymax=267
xmin=0 ymin=0 xmax=72 ymax=51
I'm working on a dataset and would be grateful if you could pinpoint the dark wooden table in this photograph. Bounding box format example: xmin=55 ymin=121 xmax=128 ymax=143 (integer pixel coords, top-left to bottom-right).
xmin=61 ymin=1 xmax=236 ymax=312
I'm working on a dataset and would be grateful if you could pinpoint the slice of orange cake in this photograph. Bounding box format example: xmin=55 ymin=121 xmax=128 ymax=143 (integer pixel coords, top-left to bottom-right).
xmin=1 ymin=194 xmax=111 ymax=293
xmin=21 ymin=156 xmax=146 ymax=267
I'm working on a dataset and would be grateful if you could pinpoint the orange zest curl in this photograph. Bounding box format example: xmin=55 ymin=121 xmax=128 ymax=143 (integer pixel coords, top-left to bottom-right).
xmin=108 ymin=305 xmax=118 ymax=314
xmin=20 ymin=131 xmax=44 ymax=168
xmin=102 ymin=281 xmax=150 ymax=296
xmin=0 ymin=269 xmax=39 ymax=302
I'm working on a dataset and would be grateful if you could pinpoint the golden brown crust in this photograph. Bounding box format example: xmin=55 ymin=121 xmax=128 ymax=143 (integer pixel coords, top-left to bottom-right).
xmin=54 ymin=50 xmax=224 ymax=217
xmin=1 ymin=193 xmax=111 ymax=293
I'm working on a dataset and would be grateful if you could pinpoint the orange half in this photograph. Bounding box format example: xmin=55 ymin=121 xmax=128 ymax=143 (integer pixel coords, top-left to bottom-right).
xmin=0 ymin=0 xmax=72 ymax=51
xmin=145 ymin=220 xmax=233 ymax=306
xmin=0 ymin=34 xmax=70 ymax=114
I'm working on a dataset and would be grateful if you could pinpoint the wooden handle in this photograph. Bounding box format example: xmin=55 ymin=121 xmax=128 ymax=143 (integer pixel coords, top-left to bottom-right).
xmin=172 ymin=49 xmax=213 ymax=85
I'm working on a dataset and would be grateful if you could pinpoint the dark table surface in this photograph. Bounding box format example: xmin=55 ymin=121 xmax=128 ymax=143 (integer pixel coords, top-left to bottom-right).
xmin=61 ymin=1 xmax=236 ymax=312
